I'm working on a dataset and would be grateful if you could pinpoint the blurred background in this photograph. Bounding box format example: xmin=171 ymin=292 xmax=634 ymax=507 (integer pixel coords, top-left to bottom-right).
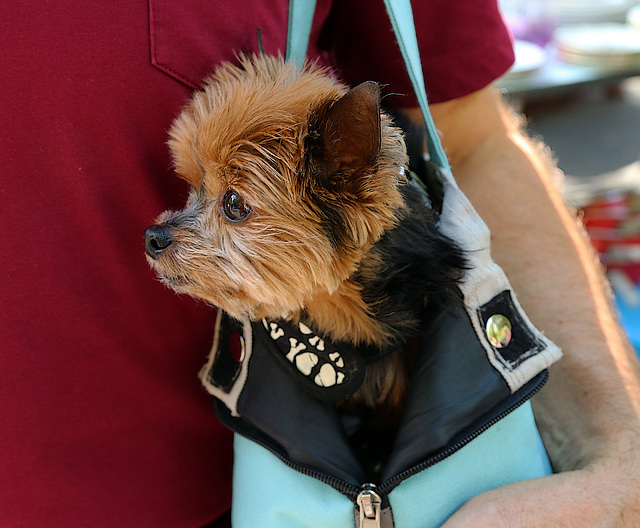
xmin=496 ymin=0 xmax=640 ymax=353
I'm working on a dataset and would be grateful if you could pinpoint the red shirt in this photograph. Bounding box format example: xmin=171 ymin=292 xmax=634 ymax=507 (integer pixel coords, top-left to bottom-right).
xmin=0 ymin=1 xmax=513 ymax=526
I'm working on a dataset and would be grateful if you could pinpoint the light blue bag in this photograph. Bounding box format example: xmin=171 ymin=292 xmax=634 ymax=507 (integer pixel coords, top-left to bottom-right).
xmin=199 ymin=2 xmax=562 ymax=526
xmin=230 ymin=402 xmax=550 ymax=528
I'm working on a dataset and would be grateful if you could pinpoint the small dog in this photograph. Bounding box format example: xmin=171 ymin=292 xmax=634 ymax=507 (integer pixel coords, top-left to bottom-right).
xmin=145 ymin=55 xmax=464 ymax=425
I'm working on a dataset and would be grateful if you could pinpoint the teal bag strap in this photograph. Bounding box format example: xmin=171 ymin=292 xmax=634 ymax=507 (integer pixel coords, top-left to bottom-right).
xmin=286 ymin=0 xmax=449 ymax=169
xmin=381 ymin=0 xmax=449 ymax=170
xmin=286 ymin=0 xmax=318 ymax=66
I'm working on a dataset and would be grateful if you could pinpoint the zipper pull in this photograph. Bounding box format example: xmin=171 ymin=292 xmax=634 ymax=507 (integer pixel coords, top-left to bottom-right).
xmin=356 ymin=483 xmax=382 ymax=528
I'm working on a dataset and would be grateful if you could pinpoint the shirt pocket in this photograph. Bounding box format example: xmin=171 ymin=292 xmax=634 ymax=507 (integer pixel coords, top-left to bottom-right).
xmin=148 ymin=0 xmax=290 ymax=89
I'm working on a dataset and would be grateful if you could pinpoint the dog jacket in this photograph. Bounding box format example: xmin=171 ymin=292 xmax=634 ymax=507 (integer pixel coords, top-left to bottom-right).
xmin=199 ymin=160 xmax=561 ymax=528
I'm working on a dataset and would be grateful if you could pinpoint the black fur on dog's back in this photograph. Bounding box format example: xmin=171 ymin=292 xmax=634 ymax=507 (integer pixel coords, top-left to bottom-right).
xmin=354 ymin=178 xmax=467 ymax=352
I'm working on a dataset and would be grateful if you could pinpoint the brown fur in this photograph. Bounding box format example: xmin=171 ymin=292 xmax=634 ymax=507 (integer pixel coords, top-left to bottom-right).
xmin=147 ymin=55 xmax=420 ymax=413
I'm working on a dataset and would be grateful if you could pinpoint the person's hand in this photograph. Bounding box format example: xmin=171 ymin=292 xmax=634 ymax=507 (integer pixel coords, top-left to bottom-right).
xmin=442 ymin=457 xmax=640 ymax=527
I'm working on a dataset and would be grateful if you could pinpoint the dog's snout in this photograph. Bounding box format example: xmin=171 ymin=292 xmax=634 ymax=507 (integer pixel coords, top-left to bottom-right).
xmin=145 ymin=224 xmax=174 ymax=259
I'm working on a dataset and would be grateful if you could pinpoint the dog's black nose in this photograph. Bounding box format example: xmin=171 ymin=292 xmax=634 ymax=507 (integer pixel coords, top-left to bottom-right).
xmin=145 ymin=224 xmax=174 ymax=259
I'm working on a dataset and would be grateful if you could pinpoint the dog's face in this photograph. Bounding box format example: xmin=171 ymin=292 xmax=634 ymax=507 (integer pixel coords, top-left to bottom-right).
xmin=145 ymin=56 xmax=406 ymax=322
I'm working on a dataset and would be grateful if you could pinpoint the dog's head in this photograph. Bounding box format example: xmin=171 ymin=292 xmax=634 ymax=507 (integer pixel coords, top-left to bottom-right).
xmin=145 ymin=55 xmax=407 ymax=321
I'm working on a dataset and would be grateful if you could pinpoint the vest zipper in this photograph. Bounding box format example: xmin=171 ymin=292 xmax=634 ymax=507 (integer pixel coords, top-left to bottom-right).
xmin=217 ymin=370 xmax=548 ymax=507
xmin=356 ymin=484 xmax=383 ymax=528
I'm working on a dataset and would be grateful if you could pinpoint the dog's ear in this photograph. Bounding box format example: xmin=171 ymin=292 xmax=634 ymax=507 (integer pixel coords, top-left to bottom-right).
xmin=310 ymin=82 xmax=381 ymax=177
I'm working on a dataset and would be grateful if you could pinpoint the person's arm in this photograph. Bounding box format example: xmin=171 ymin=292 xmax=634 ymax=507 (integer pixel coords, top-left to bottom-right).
xmin=403 ymin=85 xmax=640 ymax=526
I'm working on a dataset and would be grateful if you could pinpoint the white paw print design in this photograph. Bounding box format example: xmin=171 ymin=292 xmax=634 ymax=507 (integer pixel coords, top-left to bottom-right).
xmin=263 ymin=320 xmax=347 ymax=387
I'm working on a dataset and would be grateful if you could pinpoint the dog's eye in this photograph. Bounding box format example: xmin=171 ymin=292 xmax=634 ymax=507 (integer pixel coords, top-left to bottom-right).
xmin=222 ymin=189 xmax=252 ymax=222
